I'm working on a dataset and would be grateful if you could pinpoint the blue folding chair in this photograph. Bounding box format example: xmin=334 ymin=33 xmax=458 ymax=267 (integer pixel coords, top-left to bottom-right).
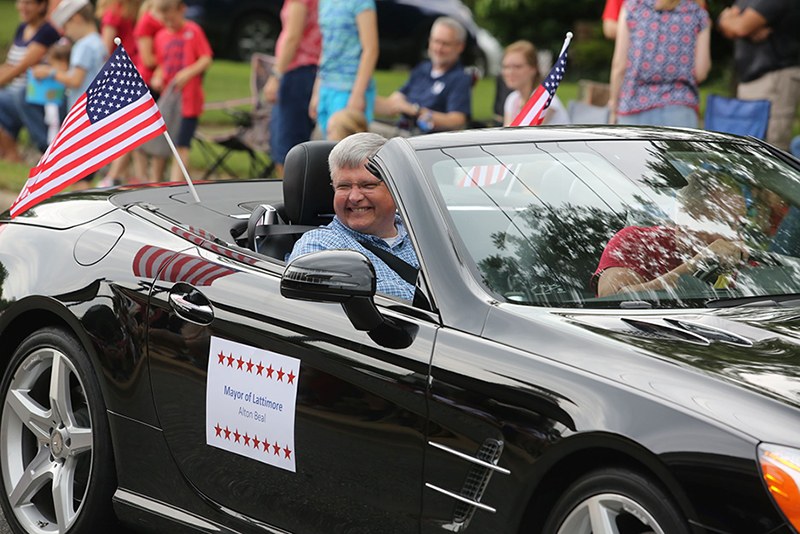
xmin=703 ymin=94 xmax=770 ymax=139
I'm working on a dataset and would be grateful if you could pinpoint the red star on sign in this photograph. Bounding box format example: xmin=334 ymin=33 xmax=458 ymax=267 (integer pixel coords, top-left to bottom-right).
xmin=243 ymin=433 xmax=251 ymax=446
xmin=252 ymin=435 xmax=260 ymax=450
xmin=277 ymin=367 xmax=285 ymax=382
xmin=262 ymin=438 xmax=270 ymax=451
xmin=233 ymin=429 xmax=241 ymax=443
xmin=287 ymin=370 xmax=296 ymax=384
xmin=214 ymin=424 xmax=222 ymax=437
xmin=227 ymin=354 xmax=234 ymax=367
xmin=237 ymin=356 xmax=245 ymax=370
xmin=266 ymin=364 xmax=274 ymax=378
xmin=272 ymin=442 xmax=281 ymax=455
xmin=256 ymin=361 xmax=264 ymax=375
xmin=217 ymin=351 xmax=225 ymax=364
xmin=246 ymin=358 xmax=254 ymax=373
xmin=283 ymin=446 xmax=292 ymax=459
xmin=224 ymin=426 xmax=231 ymax=440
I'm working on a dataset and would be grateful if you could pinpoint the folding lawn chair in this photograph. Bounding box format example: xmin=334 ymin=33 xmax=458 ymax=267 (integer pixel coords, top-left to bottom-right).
xmin=196 ymin=53 xmax=276 ymax=179
xmin=703 ymin=94 xmax=771 ymax=139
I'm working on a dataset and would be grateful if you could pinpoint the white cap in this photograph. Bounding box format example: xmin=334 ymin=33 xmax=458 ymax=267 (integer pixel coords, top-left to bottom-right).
xmin=51 ymin=0 xmax=91 ymax=29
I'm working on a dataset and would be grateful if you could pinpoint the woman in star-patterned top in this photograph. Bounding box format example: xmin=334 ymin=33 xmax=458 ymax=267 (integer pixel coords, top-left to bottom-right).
xmin=609 ymin=0 xmax=711 ymax=128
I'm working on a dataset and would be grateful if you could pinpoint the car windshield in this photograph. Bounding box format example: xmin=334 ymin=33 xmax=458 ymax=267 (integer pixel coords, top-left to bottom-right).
xmin=416 ymin=139 xmax=800 ymax=309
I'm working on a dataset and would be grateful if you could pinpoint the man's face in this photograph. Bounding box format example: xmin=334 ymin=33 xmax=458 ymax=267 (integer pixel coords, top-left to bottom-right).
xmin=332 ymin=162 xmax=397 ymax=238
xmin=428 ymin=24 xmax=464 ymax=70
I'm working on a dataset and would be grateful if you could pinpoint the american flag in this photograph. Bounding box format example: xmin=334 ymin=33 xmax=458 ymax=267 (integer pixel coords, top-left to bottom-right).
xmin=510 ymin=33 xmax=572 ymax=127
xmin=133 ymin=245 xmax=236 ymax=287
xmin=10 ymin=44 xmax=166 ymax=218
xmin=458 ymin=163 xmax=522 ymax=188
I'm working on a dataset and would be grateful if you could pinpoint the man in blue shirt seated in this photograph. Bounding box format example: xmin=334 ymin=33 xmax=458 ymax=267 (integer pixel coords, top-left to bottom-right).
xmin=287 ymin=133 xmax=420 ymax=301
xmin=373 ymin=17 xmax=473 ymax=134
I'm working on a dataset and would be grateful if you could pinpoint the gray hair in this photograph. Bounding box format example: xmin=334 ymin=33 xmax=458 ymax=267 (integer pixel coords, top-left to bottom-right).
xmin=431 ymin=17 xmax=467 ymax=44
xmin=328 ymin=132 xmax=387 ymax=176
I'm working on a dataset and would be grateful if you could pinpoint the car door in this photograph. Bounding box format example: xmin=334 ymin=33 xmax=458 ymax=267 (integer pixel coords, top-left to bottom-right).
xmin=146 ymin=230 xmax=438 ymax=533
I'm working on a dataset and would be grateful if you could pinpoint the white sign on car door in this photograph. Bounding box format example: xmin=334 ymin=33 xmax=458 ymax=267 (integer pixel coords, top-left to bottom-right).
xmin=206 ymin=336 xmax=300 ymax=472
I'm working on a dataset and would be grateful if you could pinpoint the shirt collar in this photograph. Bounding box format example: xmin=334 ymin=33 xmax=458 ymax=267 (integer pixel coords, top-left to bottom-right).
xmin=331 ymin=214 xmax=408 ymax=247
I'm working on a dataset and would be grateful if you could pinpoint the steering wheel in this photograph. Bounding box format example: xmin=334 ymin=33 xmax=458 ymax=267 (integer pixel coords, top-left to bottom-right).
xmin=692 ymin=250 xmax=783 ymax=285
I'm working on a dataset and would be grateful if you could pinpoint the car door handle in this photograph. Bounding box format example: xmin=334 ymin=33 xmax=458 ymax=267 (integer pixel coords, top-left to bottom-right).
xmin=169 ymin=285 xmax=214 ymax=325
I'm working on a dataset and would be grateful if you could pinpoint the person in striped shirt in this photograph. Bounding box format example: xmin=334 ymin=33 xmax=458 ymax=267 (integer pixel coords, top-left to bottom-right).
xmin=0 ymin=0 xmax=60 ymax=161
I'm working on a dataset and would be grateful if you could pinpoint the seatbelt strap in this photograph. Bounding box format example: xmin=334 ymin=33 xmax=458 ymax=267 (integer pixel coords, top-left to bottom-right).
xmin=359 ymin=241 xmax=419 ymax=287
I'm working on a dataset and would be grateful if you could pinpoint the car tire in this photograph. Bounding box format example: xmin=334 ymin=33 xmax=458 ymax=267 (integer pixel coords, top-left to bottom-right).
xmin=232 ymin=13 xmax=280 ymax=61
xmin=542 ymin=467 xmax=691 ymax=534
xmin=0 ymin=327 xmax=117 ymax=534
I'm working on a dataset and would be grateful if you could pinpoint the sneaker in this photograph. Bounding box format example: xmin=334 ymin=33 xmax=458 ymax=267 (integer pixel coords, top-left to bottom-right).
xmin=96 ymin=176 xmax=118 ymax=188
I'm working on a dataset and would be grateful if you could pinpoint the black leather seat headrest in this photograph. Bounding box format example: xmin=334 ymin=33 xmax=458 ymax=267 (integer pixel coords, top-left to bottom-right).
xmin=282 ymin=141 xmax=337 ymax=226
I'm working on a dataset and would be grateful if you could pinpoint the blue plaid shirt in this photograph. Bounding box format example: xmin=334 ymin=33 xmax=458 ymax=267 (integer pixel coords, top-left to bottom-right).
xmin=287 ymin=215 xmax=419 ymax=301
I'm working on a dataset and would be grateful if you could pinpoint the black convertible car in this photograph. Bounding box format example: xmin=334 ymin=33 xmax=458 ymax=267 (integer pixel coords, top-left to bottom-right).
xmin=3 ymin=127 xmax=800 ymax=534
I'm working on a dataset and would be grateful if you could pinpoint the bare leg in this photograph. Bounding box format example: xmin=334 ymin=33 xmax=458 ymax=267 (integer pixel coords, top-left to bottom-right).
xmin=70 ymin=179 xmax=93 ymax=191
xmin=107 ymin=153 xmax=131 ymax=182
xmin=151 ymin=156 xmax=168 ymax=183
xmin=0 ymin=128 xmax=22 ymax=163
xmin=132 ymin=150 xmax=148 ymax=182
xmin=274 ymin=163 xmax=284 ymax=178
xmin=170 ymin=146 xmax=191 ymax=183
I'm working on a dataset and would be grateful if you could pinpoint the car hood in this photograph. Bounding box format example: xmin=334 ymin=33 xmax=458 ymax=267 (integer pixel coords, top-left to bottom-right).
xmin=505 ymin=305 xmax=800 ymax=410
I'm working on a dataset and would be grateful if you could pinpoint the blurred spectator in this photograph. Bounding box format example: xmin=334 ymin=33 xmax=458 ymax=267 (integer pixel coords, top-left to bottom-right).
xmin=602 ymin=0 xmax=624 ymax=39
xmin=373 ymin=17 xmax=472 ymax=135
xmin=43 ymin=0 xmax=108 ymax=189
xmin=327 ymin=107 xmax=368 ymax=140
xmin=792 ymin=135 xmax=800 ymax=159
xmin=310 ymin=0 xmax=379 ymax=138
xmin=134 ymin=0 xmax=163 ymax=90
xmin=609 ymin=0 xmax=711 ymax=128
xmin=0 ymin=0 xmax=60 ymax=162
xmin=41 ymin=0 xmax=106 ymax=111
xmin=125 ymin=0 xmax=165 ymax=183
xmin=151 ymin=0 xmax=213 ymax=182
xmin=502 ymin=40 xmax=569 ymax=126
xmin=264 ymin=0 xmax=320 ymax=177
xmin=97 ymin=0 xmax=141 ymax=183
xmin=718 ymin=1 xmax=800 ymax=151
xmin=24 ymin=40 xmax=68 ymax=150
xmin=97 ymin=0 xmax=140 ymax=60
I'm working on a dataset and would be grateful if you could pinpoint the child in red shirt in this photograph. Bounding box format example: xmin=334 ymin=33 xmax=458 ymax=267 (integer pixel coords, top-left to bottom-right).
xmin=97 ymin=0 xmax=139 ymax=61
xmin=151 ymin=0 xmax=212 ymax=183
xmin=134 ymin=0 xmax=163 ymax=91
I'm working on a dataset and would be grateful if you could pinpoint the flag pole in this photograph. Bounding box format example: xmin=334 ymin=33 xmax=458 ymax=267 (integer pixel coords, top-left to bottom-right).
xmin=560 ymin=32 xmax=574 ymax=57
xmin=164 ymin=132 xmax=201 ymax=203
xmin=113 ymin=37 xmax=202 ymax=204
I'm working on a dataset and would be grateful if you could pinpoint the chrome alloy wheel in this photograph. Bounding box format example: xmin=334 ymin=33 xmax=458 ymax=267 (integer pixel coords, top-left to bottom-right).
xmin=556 ymin=493 xmax=665 ymax=534
xmin=1 ymin=347 xmax=93 ymax=534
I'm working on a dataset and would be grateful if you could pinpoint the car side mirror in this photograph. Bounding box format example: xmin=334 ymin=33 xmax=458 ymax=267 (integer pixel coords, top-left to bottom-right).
xmin=281 ymin=249 xmax=384 ymax=331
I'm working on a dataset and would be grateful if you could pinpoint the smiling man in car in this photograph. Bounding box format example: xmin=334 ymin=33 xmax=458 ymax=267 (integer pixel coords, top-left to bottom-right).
xmin=287 ymin=132 xmax=419 ymax=300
